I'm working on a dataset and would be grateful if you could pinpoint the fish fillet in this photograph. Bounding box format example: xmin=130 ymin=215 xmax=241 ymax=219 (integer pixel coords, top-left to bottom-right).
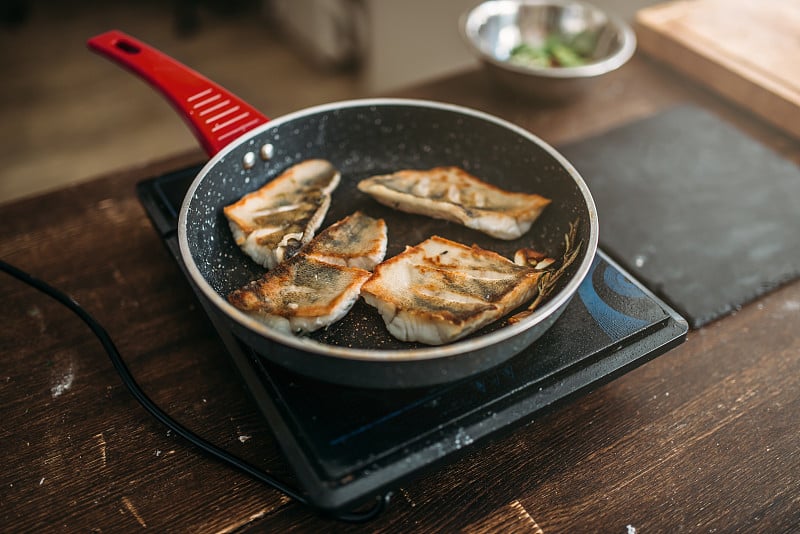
xmin=223 ymin=159 xmax=341 ymax=269
xmin=360 ymin=236 xmax=542 ymax=345
xmin=357 ymin=166 xmax=551 ymax=240
xmin=301 ymin=211 xmax=388 ymax=271
xmin=227 ymin=212 xmax=387 ymax=335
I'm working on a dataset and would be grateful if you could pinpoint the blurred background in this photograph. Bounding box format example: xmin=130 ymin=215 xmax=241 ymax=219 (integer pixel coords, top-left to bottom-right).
xmin=0 ymin=0 xmax=658 ymax=204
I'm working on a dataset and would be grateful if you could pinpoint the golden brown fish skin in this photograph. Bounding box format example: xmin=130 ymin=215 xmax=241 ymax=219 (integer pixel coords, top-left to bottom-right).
xmin=227 ymin=212 xmax=388 ymax=335
xmin=228 ymin=256 xmax=371 ymax=318
xmin=301 ymin=211 xmax=388 ymax=271
xmin=223 ymin=159 xmax=341 ymax=268
xmin=357 ymin=166 xmax=551 ymax=240
xmin=360 ymin=236 xmax=542 ymax=345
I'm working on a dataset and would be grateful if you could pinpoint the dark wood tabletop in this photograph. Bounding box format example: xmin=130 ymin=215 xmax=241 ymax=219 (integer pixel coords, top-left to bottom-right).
xmin=2 ymin=53 xmax=799 ymax=533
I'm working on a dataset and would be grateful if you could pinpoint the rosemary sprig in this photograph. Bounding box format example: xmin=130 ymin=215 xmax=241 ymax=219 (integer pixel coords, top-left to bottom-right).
xmin=509 ymin=219 xmax=582 ymax=323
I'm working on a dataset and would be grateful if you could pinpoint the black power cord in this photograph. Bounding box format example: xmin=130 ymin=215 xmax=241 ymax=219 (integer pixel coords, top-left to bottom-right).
xmin=0 ymin=259 xmax=389 ymax=523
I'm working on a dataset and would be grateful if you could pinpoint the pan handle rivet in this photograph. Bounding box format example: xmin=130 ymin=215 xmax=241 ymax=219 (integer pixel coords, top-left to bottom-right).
xmin=242 ymin=151 xmax=256 ymax=169
xmin=260 ymin=143 xmax=274 ymax=160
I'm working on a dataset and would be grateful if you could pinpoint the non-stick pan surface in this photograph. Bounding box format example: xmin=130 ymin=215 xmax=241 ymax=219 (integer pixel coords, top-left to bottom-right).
xmin=89 ymin=32 xmax=598 ymax=388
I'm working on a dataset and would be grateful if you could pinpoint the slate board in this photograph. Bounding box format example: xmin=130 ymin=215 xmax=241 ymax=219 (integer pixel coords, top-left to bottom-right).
xmin=558 ymin=105 xmax=800 ymax=328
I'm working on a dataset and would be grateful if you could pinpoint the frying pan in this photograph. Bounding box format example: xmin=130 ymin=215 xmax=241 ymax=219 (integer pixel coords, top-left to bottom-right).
xmin=88 ymin=30 xmax=598 ymax=388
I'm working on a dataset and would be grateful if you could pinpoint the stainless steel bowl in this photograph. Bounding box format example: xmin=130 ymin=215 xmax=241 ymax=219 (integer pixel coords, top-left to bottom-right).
xmin=460 ymin=0 xmax=636 ymax=101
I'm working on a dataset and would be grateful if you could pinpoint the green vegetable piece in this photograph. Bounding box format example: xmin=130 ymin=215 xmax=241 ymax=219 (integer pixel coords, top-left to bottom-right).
xmin=508 ymin=35 xmax=590 ymax=69
xmin=569 ymin=30 xmax=597 ymax=58
xmin=549 ymin=42 xmax=586 ymax=67
xmin=509 ymin=43 xmax=550 ymax=68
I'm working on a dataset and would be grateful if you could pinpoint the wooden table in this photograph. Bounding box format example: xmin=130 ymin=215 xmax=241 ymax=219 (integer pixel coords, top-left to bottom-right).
xmin=2 ymin=54 xmax=799 ymax=532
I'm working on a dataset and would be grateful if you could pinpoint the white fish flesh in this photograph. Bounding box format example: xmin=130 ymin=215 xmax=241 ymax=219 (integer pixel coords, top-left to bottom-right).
xmin=357 ymin=166 xmax=551 ymax=240
xmin=227 ymin=212 xmax=387 ymax=335
xmin=360 ymin=236 xmax=542 ymax=345
xmin=223 ymin=159 xmax=341 ymax=269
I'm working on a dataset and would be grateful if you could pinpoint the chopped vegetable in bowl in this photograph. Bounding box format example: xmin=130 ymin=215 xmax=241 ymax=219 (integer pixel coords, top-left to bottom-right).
xmin=508 ymin=33 xmax=595 ymax=68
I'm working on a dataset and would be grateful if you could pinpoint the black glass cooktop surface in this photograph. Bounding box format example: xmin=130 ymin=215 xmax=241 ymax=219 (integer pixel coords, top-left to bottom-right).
xmin=137 ymin=165 xmax=688 ymax=512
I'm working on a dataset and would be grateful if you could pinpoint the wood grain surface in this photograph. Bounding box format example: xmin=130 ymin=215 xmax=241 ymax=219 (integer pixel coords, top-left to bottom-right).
xmin=2 ymin=55 xmax=799 ymax=532
xmin=636 ymin=0 xmax=800 ymax=139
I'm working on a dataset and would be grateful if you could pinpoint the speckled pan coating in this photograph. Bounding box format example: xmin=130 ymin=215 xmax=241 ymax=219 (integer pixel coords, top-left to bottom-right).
xmin=178 ymin=99 xmax=598 ymax=387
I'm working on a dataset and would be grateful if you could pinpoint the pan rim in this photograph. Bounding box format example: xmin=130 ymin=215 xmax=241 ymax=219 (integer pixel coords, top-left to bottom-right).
xmin=178 ymin=97 xmax=598 ymax=362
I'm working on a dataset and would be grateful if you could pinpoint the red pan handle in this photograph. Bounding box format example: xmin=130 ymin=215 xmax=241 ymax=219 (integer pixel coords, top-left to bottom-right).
xmin=87 ymin=30 xmax=269 ymax=156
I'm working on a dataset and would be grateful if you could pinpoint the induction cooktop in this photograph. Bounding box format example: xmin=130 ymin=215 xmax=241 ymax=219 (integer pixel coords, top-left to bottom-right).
xmin=137 ymin=165 xmax=688 ymax=513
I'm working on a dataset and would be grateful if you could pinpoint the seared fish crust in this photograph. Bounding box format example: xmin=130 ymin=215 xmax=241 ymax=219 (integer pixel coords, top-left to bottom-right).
xmin=357 ymin=166 xmax=551 ymax=240
xmin=227 ymin=212 xmax=388 ymax=335
xmin=224 ymin=159 xmax=341 ymax=269
xmin=301 ymin=211 xmax=388 ymax=271
xmin=228 ymin=256 xmax=371 ymax=335
xmin=360 ymin=236 xmax=542 ymax=345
